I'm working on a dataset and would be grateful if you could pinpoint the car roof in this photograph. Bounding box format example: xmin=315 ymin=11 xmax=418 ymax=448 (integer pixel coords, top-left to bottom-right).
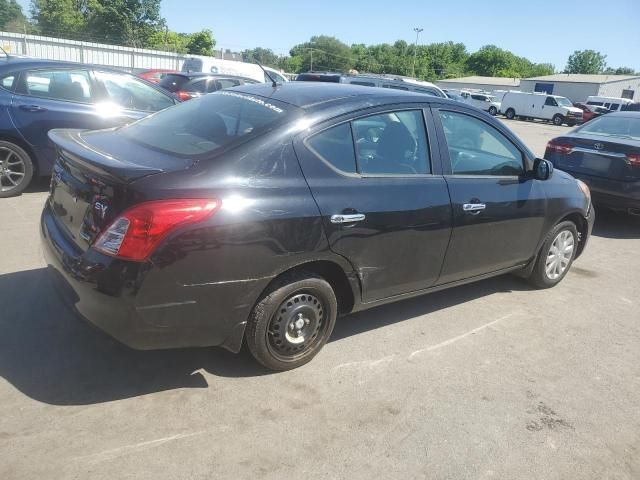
xmin=606 ymin=111 xmax=640 ymax=118
xmin=232 ymin=81 xmax=452 ymax=111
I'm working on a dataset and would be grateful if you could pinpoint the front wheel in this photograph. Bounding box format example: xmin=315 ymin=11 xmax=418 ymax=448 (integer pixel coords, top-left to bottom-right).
xmin=527 ymin=221 xmax=578 ymax=289
xmin=245 ymin=272 xmax=338 ymax=371
xmin=505 ymin=108 xmax=516 ymax=120
xmin=552 ymin=114 xmax=564 ymax=126
xmin=488 ymin=106 xmax=498 ymax=116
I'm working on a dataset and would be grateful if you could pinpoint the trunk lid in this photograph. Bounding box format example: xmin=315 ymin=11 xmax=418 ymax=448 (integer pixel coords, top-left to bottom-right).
xmin=48 ymin=128 xmax=195 ymax=251
xmin=552 ymin=133 xmax=640 ymax=181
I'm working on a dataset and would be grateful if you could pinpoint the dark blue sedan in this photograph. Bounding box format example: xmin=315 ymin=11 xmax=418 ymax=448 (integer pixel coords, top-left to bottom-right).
xmin=0 ymin=57 xmax=177 ymax=197
xmin=545 ymin=111 xmax=640 ymax=215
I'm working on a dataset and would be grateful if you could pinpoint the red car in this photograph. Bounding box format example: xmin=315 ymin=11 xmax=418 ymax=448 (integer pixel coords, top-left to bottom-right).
xmin=136 ymin=69 xmax=176 ymax=84
xmin=574 ymin=103 xmax=610 ymax=123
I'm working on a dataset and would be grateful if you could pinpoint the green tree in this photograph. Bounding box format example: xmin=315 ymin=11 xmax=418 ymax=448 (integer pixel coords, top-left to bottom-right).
xmin=85 ymin=0 xmax=165 ymax=46
xmin=603 ymin=66 xmax=636 ymax=75
xmin=0 ymin=0 xmax=26 ymax=29
xmin=465 ymin=45 xmax=520 ymax=77
xmin=290 ymin=35 xmax=353 ymax=72
xmin=30 ymin=0 xmax=88 ymax=38
xmin=565 ymin=50 xmax=607 ymax=74
xmin=184 ymin=29 xmax=215 ymax=56
xmin=146 ymin=29 xmax=189 ymax=53
xmin=242 ymin=47 xmax=280 ymax=68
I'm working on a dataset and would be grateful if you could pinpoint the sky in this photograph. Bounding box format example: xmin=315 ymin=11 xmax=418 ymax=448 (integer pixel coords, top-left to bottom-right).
xmin=16 ymin=0 xmax=640 ymax=72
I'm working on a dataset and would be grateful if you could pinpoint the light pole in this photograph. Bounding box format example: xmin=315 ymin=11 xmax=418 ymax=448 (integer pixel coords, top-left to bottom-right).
xmin=412 ymin=27 xmax=423 ymax=78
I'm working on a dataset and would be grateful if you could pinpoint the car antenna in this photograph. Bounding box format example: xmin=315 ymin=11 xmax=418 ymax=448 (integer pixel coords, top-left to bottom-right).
xmin=256 ymin=62 xmax=278 ymax=88
xmin=0 ymin=45 xmax=10 ymax=58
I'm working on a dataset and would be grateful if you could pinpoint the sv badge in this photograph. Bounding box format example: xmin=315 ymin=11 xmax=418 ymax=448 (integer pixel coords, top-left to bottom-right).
xmin=94 ymin=202 xmax=109 ymax=219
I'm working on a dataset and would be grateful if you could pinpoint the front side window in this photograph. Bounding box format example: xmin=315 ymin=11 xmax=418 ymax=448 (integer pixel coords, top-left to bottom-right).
xmin=544 ymin=97 xmax=558 ymax=106
xmin=95 ymin=71 xmax=174 ymax=112
xmin=24 ymin=69 xmax=92 ymax=103
xmin=438 ymin=110 xmax=524 ymax=176
xmin=352 ymin=110 xmax=430 ymax=175
xmin=306 ymin=123 xmax=357 ymax=173
xmin=555 ymin=97 xmax=573 ymax=107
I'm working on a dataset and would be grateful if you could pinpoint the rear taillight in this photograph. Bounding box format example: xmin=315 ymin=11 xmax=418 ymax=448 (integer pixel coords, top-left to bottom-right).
xmin=94 ymin=199 xmax=220 ymax=261
xmin=176 ymin=91 xmax=193 ymax=101
xmin=545 ymin=139 xmax=573 ymax=155
xmin=627 ymin=153 xmax=640 ymax=167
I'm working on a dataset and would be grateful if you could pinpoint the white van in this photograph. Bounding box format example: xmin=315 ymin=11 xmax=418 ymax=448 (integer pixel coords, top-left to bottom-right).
xmin=461 ymin=92 xmax=501 ymax=115
xmin=585 ymin=96 xmax=633 ymax=112
xmin=501 ymin=91 xmax=583 ymax=126
xmin=182 ymin=57 xmax=288 ymax=84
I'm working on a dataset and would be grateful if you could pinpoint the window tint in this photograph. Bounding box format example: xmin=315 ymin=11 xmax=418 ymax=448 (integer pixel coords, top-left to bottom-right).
xmin=188 ymin=79 xmax=208 ymax=93
xmin=471 ymin=94 xmax=486 ymax=101
xmin=609 ymin=103 xmax=620 ymax=111
xmin=544 ymin=97 xmax=558 ymax=106
xmin=0 ymin=74 xmax=14 ymax=90
xmin=438 ymin=111 xmax=524 ymax=176
xmin=24 ymin=69 xmax=92 ymax=103
xmin=158 ymin=74 xmax=189 ymax=92
xmin=122 ymin=91 xmax=294 ymax=157
xmin=215 ymin=78 xmax=241 ymax=90
xmin=350 ymin=81 xmax=375 ymax=87
xmin=353 ymin=110 xmax=430 ymax=175
xmin=306 ymin=123 xmax=356 ymax=173
xmin=95 ymin=71 xmax=174 ymax=112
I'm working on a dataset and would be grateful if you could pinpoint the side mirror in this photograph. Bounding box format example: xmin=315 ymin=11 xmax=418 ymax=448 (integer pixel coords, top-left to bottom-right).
xmin=533 ymin=158 xmax=554 ymax=180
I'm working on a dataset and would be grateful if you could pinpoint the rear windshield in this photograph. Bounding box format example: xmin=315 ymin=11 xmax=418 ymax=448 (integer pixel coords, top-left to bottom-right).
xmin=121 ymin=91 xmax=297 ymax=156
xmin=296 ymin=73 xmax=341 ymax=82
xmin=158 ymin=74 xmax=190 ymax=92
xmin=578 ymin=115 xmax=640 ymax=141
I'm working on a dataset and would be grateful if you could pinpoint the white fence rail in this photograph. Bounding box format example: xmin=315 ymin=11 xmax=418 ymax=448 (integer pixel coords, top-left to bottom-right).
xmin=0 ymin=31 xmax=205 ymax=72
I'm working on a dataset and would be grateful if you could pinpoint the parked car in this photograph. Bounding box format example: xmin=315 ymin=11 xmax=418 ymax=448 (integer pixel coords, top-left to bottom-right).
xmin=158 ymin=72 xmax=259 ymax=101
xmin=444 ymin=90 xmax=466 ymax=102
xmin=0 ymin=57 xmax=178 ymax=197
xmin=296 ymin=72 xmax=447 ymax=98
xmin=501 ymin=91 xmax=583 ymax=126
xmin=545 ymin=111 xmax=640 ymax=215
xmin=40 ymin=83 xmax=594 ymax=370
xmin=574 ymin=102 xmax=610 ymax=123
xmin=137 ymin=69 xmax=176 ymax=84
xmin=181 ymin=57 xmax=288 ymax=84
xmin=586 ymin=96 xmax=633 ymax=112
xmin=462 ymin=92 xmax=501 ymax=116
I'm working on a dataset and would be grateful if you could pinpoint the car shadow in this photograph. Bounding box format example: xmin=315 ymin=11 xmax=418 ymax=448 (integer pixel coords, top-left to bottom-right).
xmin=591 ymin=208 xmax=640 ymax=239
xmin=0 ymin=267 xmax=531 ymax=406
xmin=24 ymin=176 xmax=51 ymax=194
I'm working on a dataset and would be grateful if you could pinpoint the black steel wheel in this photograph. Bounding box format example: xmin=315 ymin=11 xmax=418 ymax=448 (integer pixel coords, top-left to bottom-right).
xmin=552 ymin=114 xmax=564 ymax=126
xmin=246 ymin=272 xmax=337 ymax=370
xmin=0 ymin=141 xmax=34 ymax=198
xmin=488 ymin=106 xmax=497 ymax=116
xmin=505 ymin=108 xmax=515 ymax=120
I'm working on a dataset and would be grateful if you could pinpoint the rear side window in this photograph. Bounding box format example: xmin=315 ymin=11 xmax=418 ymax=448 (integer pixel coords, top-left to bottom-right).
xmin=0 ymin=74 xmax=14 ymax=91
xmin=23 ymin=69 xmax=92 ymax=103
xmin=306 ymin=123 xmax=357 ymax=173
xmin=215 ymin=78 xmax=241 ymax=90
xmin=122 ymin=91 xmax=295 ymax=157
xmin=159 ymin=74 xmax=190 ymax=92
xmin=95 ymin=71 xmax=174 ymax=112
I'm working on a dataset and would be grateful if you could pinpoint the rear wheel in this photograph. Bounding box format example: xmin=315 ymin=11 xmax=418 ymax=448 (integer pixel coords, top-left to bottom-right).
xmin=567 ymin=121 xmax=576 ymax=127
xmin=527 ymin=221 xmax=578 ymax=289
xmin=0 ymin=141 xmax=34 ymax=198
xmin=488 ymin=106 xmax=498 ymax=116
xmin=552 ymin=114 xmax=564 ymax=126
xmin=245 ymin=272 xmax=338 ymax=371
xmin=505 ymin=108 xmax=516 ymax=120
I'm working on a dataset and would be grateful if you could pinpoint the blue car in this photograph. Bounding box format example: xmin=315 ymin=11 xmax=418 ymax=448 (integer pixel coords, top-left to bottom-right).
xmin=0 ymin=57 xmax=178 ymax=197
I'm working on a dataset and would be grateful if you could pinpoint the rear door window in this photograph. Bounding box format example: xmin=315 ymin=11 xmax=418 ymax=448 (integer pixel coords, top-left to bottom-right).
xmin=22 ymin=69 xmax=92 ymax=103
xmin=306 ymin=123 xmax=357 ymax=173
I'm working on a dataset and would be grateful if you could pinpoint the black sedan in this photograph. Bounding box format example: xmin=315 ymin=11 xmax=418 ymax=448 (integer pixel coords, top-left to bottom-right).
xmin=158 ymin=72 xmax=259 ymax=101
xmin=40 ymin=83 xmax=594 ymax=370
xmin=545 ymin=111 xmax=640 ymax=215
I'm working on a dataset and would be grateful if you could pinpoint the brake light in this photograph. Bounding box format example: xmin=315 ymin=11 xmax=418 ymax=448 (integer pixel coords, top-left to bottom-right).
xmin=627 ymin=153 xmax=640 ymax=167
xmin=546 ymin=140 xmax=573 ymax=155
xmin=176 ymin=91 xmax=193 ymax=101
xmin=94 ymin=199 xmax=220 ymax=261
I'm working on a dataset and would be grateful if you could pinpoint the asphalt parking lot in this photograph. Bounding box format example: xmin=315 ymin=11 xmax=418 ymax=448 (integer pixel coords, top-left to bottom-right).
xmin=1 ymin=119 xmax=639 ymax=480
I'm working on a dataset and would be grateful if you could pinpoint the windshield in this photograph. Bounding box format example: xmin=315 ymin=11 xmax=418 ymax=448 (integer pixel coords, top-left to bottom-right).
xmin=578 ymin=115 xmax=640 ymax=141
xmin=555 ymin=96 xmax=573 ymax=107
xmin=121 ymin=91 xmax=297 ymax=157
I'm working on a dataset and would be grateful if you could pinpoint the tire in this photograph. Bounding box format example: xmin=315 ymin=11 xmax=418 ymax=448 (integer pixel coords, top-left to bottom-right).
xmin=527 ymin=221 xmax=578 ymax=289
xmin=488 ymin=106 xmax=497 ymax=116
xmin=567 ymin=121 xmax=576 ymax=127
xmin=245 ymin=272 xmax=338 ymax=371
xmin=552 ymin=114 xmax=564 ymax=126
xmin=505 ymin=108 xmax=515 ymax=120
xmin=0 ymin=141 xmax=34 ymax=198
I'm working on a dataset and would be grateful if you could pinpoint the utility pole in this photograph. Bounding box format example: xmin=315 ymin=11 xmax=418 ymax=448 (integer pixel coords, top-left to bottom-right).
xmin=412 ymin=27 xmax=423 ymax=78
xmin=310 ymin=48 xmax=313 ymax=72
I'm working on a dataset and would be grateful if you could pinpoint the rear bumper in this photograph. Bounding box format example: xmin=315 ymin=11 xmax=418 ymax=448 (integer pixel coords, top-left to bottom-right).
xmin=566 ymin=172 xmax=640 ymax=210
xmin=40 ymin=203 xmax=263 ymax=352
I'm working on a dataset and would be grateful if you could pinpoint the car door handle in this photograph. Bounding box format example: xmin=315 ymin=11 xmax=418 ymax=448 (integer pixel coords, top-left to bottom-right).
xmin=463 ymin=203 xmax=486 ymax=214
xmin=19 ymin=105 xmax=47 ymax=112
xmin=330 ymin=213 xmax=366 ymax=224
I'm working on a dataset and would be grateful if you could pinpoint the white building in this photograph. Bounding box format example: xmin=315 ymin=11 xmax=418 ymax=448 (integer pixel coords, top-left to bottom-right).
xmin=435 ymin=76 xmax=520 ymax=92
xmin=519 ymin=74 xmax=640 ymax=103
